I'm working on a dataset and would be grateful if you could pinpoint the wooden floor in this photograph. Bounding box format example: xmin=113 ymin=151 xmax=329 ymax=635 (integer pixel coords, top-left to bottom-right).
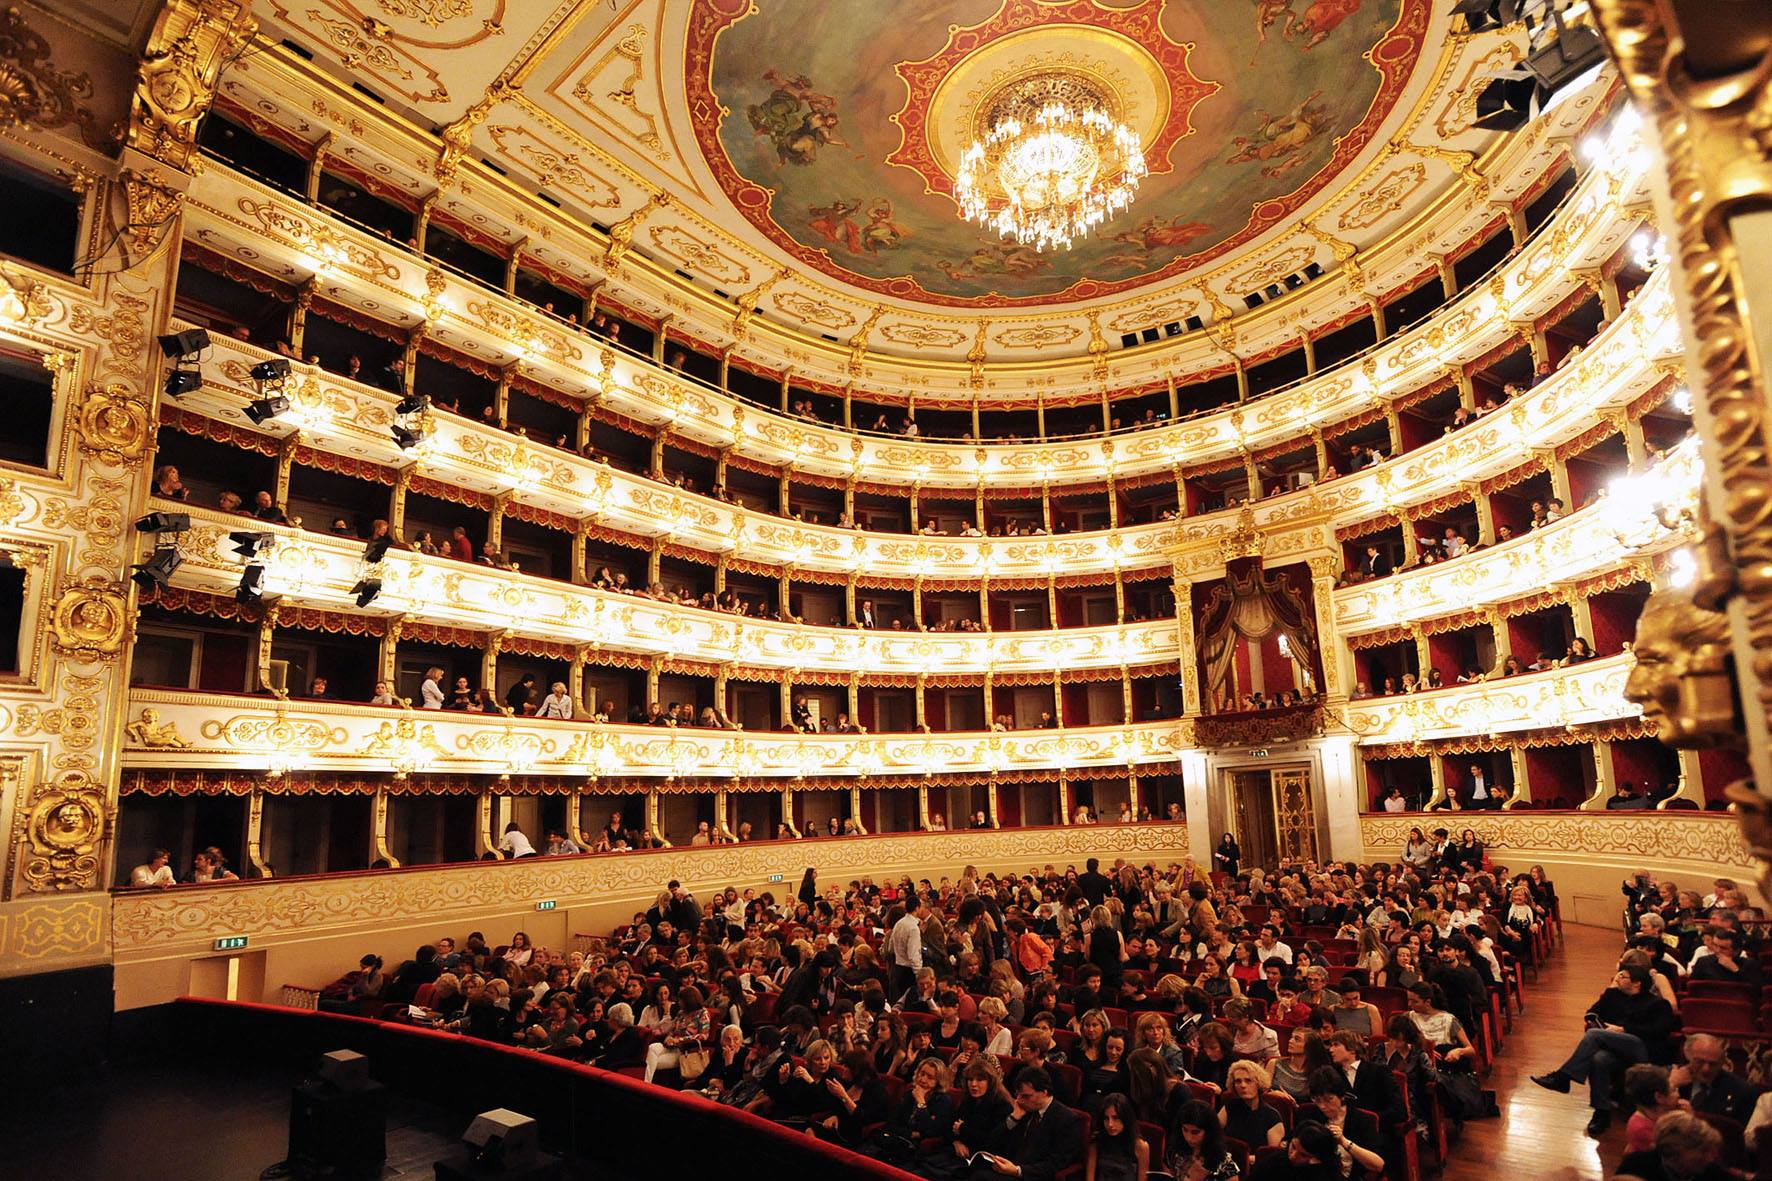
xmin=1442 ymin=921 xmax=1621 ymax=1181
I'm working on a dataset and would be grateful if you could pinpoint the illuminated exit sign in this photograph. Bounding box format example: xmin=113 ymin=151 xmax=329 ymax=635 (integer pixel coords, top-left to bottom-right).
xmin=213 ymin=935 xmax=249 ymax=951
xmin=535 ymin=900 xmax=556 ymax=911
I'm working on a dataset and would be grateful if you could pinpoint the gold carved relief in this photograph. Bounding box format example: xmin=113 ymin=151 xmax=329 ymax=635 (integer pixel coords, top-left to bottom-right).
xmin=129 ymin=0 xmax=258 ymax=173
xmin=0 ymin=5 xmax=119 ymax=150
xmin=48 ymin=579 xmax=127 ymax=660
xmin=72 ymin=382 xmax=153 ymax=466
xmin=125 ymin=709 xmax=190 ymax=749
xmin=20 ymin=772 xmax=107 ymax=893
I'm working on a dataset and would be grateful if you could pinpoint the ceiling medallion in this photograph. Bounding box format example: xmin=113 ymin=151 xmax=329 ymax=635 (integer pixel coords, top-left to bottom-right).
xmin=955 ymin=71 xmax=1145 ymax=253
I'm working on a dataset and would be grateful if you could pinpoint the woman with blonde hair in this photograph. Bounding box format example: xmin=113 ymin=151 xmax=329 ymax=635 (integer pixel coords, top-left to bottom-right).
xmin=1089 ymin=902 xmax=1128 ymax=989
xmin=1218 ymin=1059 xmax=1285 ymax=1147
xmin=976 ymin=995 xmax=1013 ymax=1056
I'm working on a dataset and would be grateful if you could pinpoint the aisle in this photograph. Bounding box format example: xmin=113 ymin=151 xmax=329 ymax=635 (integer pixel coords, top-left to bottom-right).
xmin=1441 ymin=922 xmax=1620 ymax=1181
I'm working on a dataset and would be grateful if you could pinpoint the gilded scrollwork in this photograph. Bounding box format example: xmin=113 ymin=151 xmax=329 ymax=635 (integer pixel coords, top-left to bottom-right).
xmin=0 ymin=5 xmax=117 ymax=150
xmin=71 ymin=382 xmax=153 ymax=466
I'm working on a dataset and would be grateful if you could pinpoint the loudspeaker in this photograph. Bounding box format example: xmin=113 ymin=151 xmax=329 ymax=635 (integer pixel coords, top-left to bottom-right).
xmin=289 ymin=1071 xmax=387 ymax=1180
xmin=436 ymin=1109 xmax=560 ymax=1180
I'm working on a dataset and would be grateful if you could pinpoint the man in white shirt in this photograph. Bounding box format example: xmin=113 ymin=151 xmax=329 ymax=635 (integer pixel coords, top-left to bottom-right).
xmin=1466 ymin=763 xmax=1493 ymax=810
xmin=499 ymin=822 xmax=536 ymax=858
xmin=1256 ymin=925 xmax=1294 ymax=966
xmin=420 ymin=666 xmax=445 ymax=710
xmin=544 ymin=829 xmax=583 ymax=856
xmin=129 ymin=849 xmax=177 ymax=888
xmin=887 ymin=893 xmax=926 ymax=1001
xmin=536 ymin=682 xmax=572 ymax=719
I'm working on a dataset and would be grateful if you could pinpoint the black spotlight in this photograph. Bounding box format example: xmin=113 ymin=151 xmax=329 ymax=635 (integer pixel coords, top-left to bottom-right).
xmin=391 ymin=423 xmax=423 ymax=450
xmin=1471 ymin=68 xmax=1540 ymax=131
xmin=363 ymin=536 xmax=392 ymax=564
xmin=350 ymin=577 xmax=382 ymax=607
xmin=394 ymin=393 xmax=429 ymax=416
xmin=135 ymin=512 xmax=191 ymax=534
xmin=250 ymin=358 xmax=292 ymax=384
xmin=236 ymin=564 xmax=265 ymax=605
xmin=130 ymin=547 xmax=182 ymax=591
xmin=244 ymin=395 xmax=291 ymax=425
xmin=229 ymin=530 xmax=275 ymax=558
xmin=1451 ymin=0 xmax=1520 ymax=32
xmin=164 ymin=368 xmax=203 ymax=398
xmin=156 ymin=329 xmax=210 ymax=361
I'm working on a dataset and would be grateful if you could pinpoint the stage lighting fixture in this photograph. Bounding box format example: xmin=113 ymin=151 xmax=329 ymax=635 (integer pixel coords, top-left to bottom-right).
xmin=236 ymin=564 xmax=265 ymax=604
xmin=250 ymin=358 xmax=292 ymax=384
xmin=135 ymin=512 xmax=191 ymax=534
xmin=395 ymin=393 xmax=429 ymax=416
xmin=244 ymin=395 xmax=291 ymax=425
xmin=1472 ymin=69 xmax=1538 ymax=131
xmin=363 ymin=536 xmax=392 ymax=564
xmin=164 ymin=368 xmax=203 ymax=397
xmin=391 ymin=423 xmax=423 ymax=450
xmin=130 ymin=547 xmax=182 ymax=591
xmin=1451 ymin=0 xmax=1521 ymax=31
xmin=156 ymin=329 xmax=210 ymax=361
xmin=350 ymin=577 xmax=382 ymax=608
xmin=1471 ymin=1 xmax=1608 ymax=131
xmin=229 ymin=531 xmax=275 ymax=559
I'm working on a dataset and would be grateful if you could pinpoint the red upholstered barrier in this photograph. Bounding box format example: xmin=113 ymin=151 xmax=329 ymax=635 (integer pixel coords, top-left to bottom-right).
xmin=173 ymin=997 xmax=917 ymax=1180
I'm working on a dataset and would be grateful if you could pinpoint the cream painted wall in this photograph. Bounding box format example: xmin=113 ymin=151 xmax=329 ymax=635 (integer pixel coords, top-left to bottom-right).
xmin=111 ymin=824 xmax=1194 ymax=1012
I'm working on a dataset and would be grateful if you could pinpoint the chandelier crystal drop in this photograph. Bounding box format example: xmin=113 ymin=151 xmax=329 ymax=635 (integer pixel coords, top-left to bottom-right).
xmin=955 ymin=73 xmax=1146 ymax=253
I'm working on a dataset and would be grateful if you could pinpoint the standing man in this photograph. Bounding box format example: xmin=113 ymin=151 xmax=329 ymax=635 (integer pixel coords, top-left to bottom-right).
xmin=888 ymin=893 xmax=925 ymax=1002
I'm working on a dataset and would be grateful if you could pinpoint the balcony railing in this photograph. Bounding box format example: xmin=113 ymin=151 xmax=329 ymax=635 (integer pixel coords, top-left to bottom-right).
xmin=179 ymin=126 xmax=1651 ymax=489
xmin=1340 ymin=652 xmax=1638 ymax=745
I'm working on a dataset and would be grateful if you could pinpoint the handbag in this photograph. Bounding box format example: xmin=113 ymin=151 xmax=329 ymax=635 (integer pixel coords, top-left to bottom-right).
xmin=678 ymin=1041 xmax=711 ymax=1081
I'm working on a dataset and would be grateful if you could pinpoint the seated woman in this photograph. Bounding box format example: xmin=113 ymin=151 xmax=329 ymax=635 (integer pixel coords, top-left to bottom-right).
xmin=1271 ymin=1028 xmax=1332 ymax=1104
xmin=932 ymin=1059 xmax=1014 ymax=1169
xmin=1191 ymin=1021 xmax=1235 ymax=1091
xmin=1087 ymin=1093 xmax=1150 ymax=1181
xmin=1219 ymin=1060 xmax=1285 ymax=1149
xmin=774 ymin=1038 xmax=844 ymax=1129
xmin=1296 ymin=1068 xmax=1385 ymax=1178
xmin=591 ymin=1002 xmax=648 ymax=1070
xmin=643 ymin=983 xmax=710 ymax=1084
xmin=869 ymin=1056 xmax=952 ymax=1162
xmin=808 ymin=1049 xmax=891 ymax=1148
xmin=1167 ymin=1098 xmax=1241 ymax=1180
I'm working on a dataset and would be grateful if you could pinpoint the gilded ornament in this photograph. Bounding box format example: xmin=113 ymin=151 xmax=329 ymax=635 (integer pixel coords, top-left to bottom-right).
xmin=21 ymin=772 xmax=107 ymax=893
xmin=72 ymin=381 xmax=152 ymax=466
xmin=49 ymin=578 xmax=127 ymax=659
xmin=125 ymin=708 xmax=190 ymax=749
xmin=0 ymin=5 xmax=116 ymax=149
xmin=0 ymin=475 xmax=23 ymax=525
xmin=0 ymin=264 xmax=52 ymax=324
xmin=602 ymin=192 xmax=669 ymax=269
xmin=128 ymin=0 xmax=257 ymax=173
xmin=1623 ymin=587 xmax=1737 ymax=747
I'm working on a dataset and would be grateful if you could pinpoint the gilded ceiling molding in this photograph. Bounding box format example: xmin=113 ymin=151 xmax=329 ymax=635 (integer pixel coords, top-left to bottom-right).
xmin=0 ymin=6 xmax=119 ymax=151
xmin=128 ymin=0 xmax=258 ymax=174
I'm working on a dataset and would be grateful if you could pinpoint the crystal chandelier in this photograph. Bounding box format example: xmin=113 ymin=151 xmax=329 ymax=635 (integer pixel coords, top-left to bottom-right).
xmin=955 ymin=73 xmax=1146 ymax=252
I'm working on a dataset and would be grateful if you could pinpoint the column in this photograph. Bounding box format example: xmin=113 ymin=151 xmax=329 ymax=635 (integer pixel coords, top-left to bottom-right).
xmin=1436 ymin=253 xmax=1457 ymax=302
xmin=1505 ymin=203 xmax=1528 ymax=251
xmin=778 ymin=473 xmax=791 ymax=516
xmin=978 ymin=576 xmax=990 ymax=632
xmin=415 ymin=193 xmax=435 ymax=254
xmin=646 ymin=655 xmax=661 ymax=706
xmin=1100 ymin=389 xmax=1112 ymax=432
xmin=1452 ymin=366 xmax=1476 ymax=411
xmin=1311 ymin=429 xmax=1328 ymax=482
xmin=652 ymin=316 xmax=670 ymax=364
xmin=779 ymin=677 xmax=793 ymax=726
xmin=377 ymin=614 xmax=408 ymax=691
xmin=1578 ymin=741 xmax=1617 ymax=810
xmin=1041 ymin=484 xmax=1053 ymax=531
xmin=1411 ymin=626 xmax=1431 ymax=684
xmin=569 ymin=646 xmax=588 ymax=717
xmin=778 ymin=572 xmax=792 ymax=620
xmin=1036 ymin=390 xmax=1047 ymax=439
xmin=390 ymin=466 xmax=411 ymax=542
xmin=504 ymin=236 xmax=526 ymax=296
xmin=986 ymin=775 xmax=1000 ymax=829
xmin=713 ymin=787 xmax=736 ymax=840
xmin=844 ymin=574 xmax=857 ymax=625
xmin=1424 ymin=758 xmax=1448 ymax=810
xmin=780 ymin=786 xmax=800 ymax=836
xmin=843 ymin=477 xmax=856 ymax=523
xmin=1234 ymin=357 xmax=1250 ymax=402
xmin=487 ymin=492 xmax=508 ymax=552
xmin=1175 ymin=567 xmax=1202 ymax=715
xmin=1316 ymin=735 xmax=1366 ymax=860
xmin=273 ymin=434 xmax=297 ymax=507
xmin=1173 ymin=466 xmax=1187 ymax=519
xmin=646 ymin=788 xmax=672 ymax=846
xmin=646 ymin=538 xmax=662 ymax=587
xmin=971 ymin=395 xmax=981 ymax=440
xmin=1180 ymin=750 xmax=1213 ymax=866
xmin=1383 ymin=406 xmax=1403 ymax=458
xmin=1485 ymin=607 xmax=1513 ymax=665
xmin=1300 ymin=330 xmax=1318 ymax=375
xmin=1567 ymin=589 xmax=1598 ymax=645
xmin=1466 ymin=483 xmax=1495 ymax=545
xmin=1120 ymin=667 xmax=1133 ymax=724
xmin=1370 ymin=299 xmax=1388 ymax=342
xmin=571 ymin=522 xmax=589 ymax=584
xmin=915 ymin=674 xmax=927 ymax=730
xmin=255 ymin=602 xmax=283 ymax=697
xmin=1114 ymin=570 xmax=1125 ymax=625
xmin=1622 ymin=414 xmax=1650 ymax=472
xmin=289 ymin=279 xmax=315 ymax=358
xmin=779 ymin=371 xmax=791 ymax=413
xmin=1045 ymin=575 xmax=1057 ymax=635
xmin=1659 ymin=748 xmax=1707 ymax=809
xmin=1503 ymin=747 xmax=1531 ymax=809
xmin=847 ymin=673 xmax=860 ymax=723
xmin=493 ymin=364 xmax=512 ymax=428
xmin=305 ymin=132 xmax=331 ymax=203
xmin=1243 ymin=455 xmax=1261 ymax=504
xmin=982 ymin=673 xmax=995 ymax=727
xmin=1052 ymin=670 xmax=1065 ymax=725
xmin=373 ymin=785 xmax=402 ymax=867
xmin=912 ymin=575 xmax=925 ymax=630
xmin=849 ymin=785 xmax=868 ymax=835
xmin=909 ymin=484 xmax=920 ymax=532
xmin=401 ymin=327 xmax=423 ymax=396
xmin=917 ymin=783 xmax=931 ymax=830
xmin=1106 ymin=475 xmax=1120 ymax=528
xmin=245 ymin=788 xmax=272 ymax=878
xmin=473 ymin=787 xmax=498 ymax=858
xmin=1127 ymin=768 xmax=1140 ymax=823
xmin=482 ymin=630 xmax=509 ymax=710
xmin=1166 ymin=373 xmax=1180 ymax=420
xmin=843 ymin=385 xmax=853 ymax=430
xmin=718 ymin=347 xmax=731 ymax=392
xmin=1307 ymin=556 xmax=1348 ymax=702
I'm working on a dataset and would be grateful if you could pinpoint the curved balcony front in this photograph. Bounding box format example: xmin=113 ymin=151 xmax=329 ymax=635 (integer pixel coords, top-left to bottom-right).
xmin=181 ymin=124 xmax=1651 ymax=488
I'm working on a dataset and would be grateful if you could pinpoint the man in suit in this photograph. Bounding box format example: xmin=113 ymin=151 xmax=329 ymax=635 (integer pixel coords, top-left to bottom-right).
xmin=1328 ymin=1030 xmax=1406 ymax=1129
xmin=1674 ymin=1033 xmax=1758 ymax=1125
xmin=1361 ymin=544 xmax=1390 ymax=578
xmin=1077 ymin=857 xmax=1112 ymax=907
xmin=982 ymin=1067 xmax=1084 ymax=1180
xmin=857 ymin=598 xmax=877 ymax=629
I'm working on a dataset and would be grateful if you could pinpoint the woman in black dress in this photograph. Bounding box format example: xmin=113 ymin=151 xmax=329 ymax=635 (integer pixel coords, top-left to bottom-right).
xmin=1088 ymin=904 xmax=1128 ymax=989
xmin=1215 ymin=832 xmax=1242 ymax=879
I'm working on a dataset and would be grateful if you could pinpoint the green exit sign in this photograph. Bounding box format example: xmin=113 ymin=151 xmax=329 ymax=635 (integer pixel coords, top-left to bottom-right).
xmin=535 ymin=900 xmax=556 ymax=911
xmin=766 ymin=874 xmax=784 ymax=883
xmin=213 ymin=935 xmax=249 ymax=951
